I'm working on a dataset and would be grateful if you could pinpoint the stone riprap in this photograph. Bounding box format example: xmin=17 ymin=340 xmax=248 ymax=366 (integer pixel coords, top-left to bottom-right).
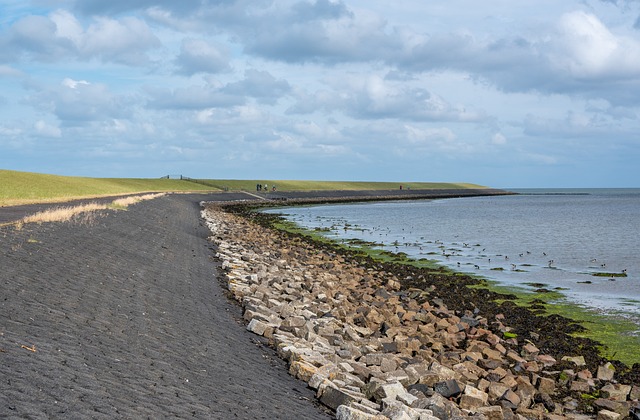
xmin=202 ymin=205 xmax=640 ymax=420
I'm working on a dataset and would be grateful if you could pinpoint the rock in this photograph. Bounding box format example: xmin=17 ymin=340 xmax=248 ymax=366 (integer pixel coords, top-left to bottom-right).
xmin=516 ymin=407 xmax=545 ymax=419
xmin=397 ymin=391 xmax=419 ymax=407
xmin=464 ymin=385 xmax=489 ymax=405
xmin=488 ymin=382 xmax=510 ymax=402
xmin=600 ymin=383 xmax=631 ymax=401
xmin=319 ymin=383 xmax=359 ymax=410
xmin=429 ymin=361 xmax=461 ymax=382
xmin=412 ymin=393 xmax=464 ymax=419
xmin=290 ymin=360 xmax=319 ymax=382
xmin=596 ymin=410 xmax=622 ymax=420
xmin=500 ymin=389 xmax=521 ymax=409
xmin=516 ymin=376 xmax=537 ymax=408
xmin=536 ymin=377 xmax=555 ymax=394
xmin=406 ymin=383 xmax=432 ymax=397
xmin=534 ymin=392 xmax=555 ymax=412
xmin=482 ymin=347 xmax=504 ymax=361
xmin=594 ymin=399 xmax=630 ymax=417
xmin=246 ymin=318 xmax=270 ymax=335
xmin=570 ymin=380 xmax=592 ymax=393
xmin=562 ymin=355 xmax=586 ymax=366
xmin=459 ymin=394 xmax=486 ymax=411
xmin=479 ymin=358 xmax=503 ymax=370
xmin=309 ymin=364 xmax=340 ymax=389
xmin=361 ymin=353 xmax=385 ymax=366
xmin=336 ymin=404 xmax=386 ymax=420
xmin=475 ymin=405 xmax=504 ymax=420
xmin=544 ymin=415 xmax=571 ymax=420
xmin=596 ymin=362 xmax=616 ymax=381
xmin=576 ymin=369 xmax=593 ymax=380
xmin=372 ymin=381 xmax=407 ymax=402
xmin=522 ymin=343 xmax=540 ymax=357
xmin=381 ymin=401 xmax=420 ymax=420
xmin=380 ymin=357 xmax=398 ymax=373
xmin=434 ymin=379 xmax=462 ymax=399
xmin=535 ymin=354 xmax=557 ymax=367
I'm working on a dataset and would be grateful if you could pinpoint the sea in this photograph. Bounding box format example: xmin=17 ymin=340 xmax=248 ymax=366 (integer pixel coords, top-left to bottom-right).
xmin=266 ymin=189 xmax=640 ymax=321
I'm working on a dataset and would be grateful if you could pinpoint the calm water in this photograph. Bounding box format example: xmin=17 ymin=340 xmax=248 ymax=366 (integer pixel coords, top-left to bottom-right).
xmin=268 ymin=189 xmax=640 ymax=318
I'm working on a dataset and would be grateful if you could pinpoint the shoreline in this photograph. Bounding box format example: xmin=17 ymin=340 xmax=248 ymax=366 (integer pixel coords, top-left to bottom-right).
xmin=203 ymin=200 xmax=639 ymax=419
xmin=268 ymin=192 xmax=640 ymax=365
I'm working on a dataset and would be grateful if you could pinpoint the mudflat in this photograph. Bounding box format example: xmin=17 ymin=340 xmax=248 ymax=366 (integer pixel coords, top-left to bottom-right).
xmin=0 ymin=194 xmax=330 ymax=419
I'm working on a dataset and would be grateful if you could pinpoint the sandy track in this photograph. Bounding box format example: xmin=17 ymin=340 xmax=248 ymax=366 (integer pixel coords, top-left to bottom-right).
xmin=0 ymin=194 xmax=330 ymax=419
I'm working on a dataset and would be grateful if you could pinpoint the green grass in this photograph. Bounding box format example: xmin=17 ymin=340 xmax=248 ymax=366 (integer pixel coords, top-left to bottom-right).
xmin=191 ymin=179 xmax=487 ymax=192
xmin=1 ymin=169 xmax=489 ymax=207
xmin=0 ymin=170 xmax=219 ymax=206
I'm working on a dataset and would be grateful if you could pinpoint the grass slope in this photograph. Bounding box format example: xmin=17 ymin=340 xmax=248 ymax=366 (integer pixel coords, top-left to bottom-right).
xmin=1 ymin=169 xmax=488 ymax=207
xmin=0 ymin=170 xmax=218 ymax=206
xmin=193 ymin=179 xmax=486 ymax=191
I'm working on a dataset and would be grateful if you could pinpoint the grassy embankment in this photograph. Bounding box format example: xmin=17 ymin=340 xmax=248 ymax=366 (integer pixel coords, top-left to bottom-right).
xmin=0 ymin=170 xmax=219 ymax=207
xmin=198 ymin=179 xmax=486 ymax=191
xmin=1 ymin=169 xmax=485 ymax=207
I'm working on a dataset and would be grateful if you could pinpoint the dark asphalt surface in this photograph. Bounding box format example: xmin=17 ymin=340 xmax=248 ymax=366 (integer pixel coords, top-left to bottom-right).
xmin=1 ymin=193 xmax=331 ymax=419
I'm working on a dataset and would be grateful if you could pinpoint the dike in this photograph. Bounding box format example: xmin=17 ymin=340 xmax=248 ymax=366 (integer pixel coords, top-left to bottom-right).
xmin=202 ymin=202 xmax=639 ymax=420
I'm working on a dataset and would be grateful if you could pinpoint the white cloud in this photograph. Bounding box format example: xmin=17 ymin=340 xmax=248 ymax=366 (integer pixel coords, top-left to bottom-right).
xmin=146 ymin=84 xmax=244 ymax=110
xmin=552 ymin=11 xmax=640 ymax=78
xmin=174 ymin=38 xmax=231 ymax=75
xmin=4 ymin=10 xmax=160 ymax=65
xmin=492 ymin=132 xmax=507 ymax=145
xmin=0 ymin=65 xmax=24 ymax=78
xmin=28 ymin=78 xmax=132 ymax=125
xmin=343 ymin=75 xmax=487 ymax=122
xmin=222 ymin=70 xmax=291 ymax=104
xmin=0 ymin=125 xmax=22 ymax=136
xmin=34 ymin=120 xmax=62 ymax=137
xmin=62 ymin=78 xmax=90 ymax=89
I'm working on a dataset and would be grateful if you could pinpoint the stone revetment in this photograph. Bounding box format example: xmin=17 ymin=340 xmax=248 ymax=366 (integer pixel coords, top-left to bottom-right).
xmin=202 ymin=204 xmax=640 ymax=420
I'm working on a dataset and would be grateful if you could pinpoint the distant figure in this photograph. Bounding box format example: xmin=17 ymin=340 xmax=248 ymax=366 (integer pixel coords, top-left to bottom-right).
xmin=256 ymin=183 xmax=261 ymax=192
xmin=399 ymin=185 xmax=403 ymax=190
xmin=272 ymin=185 xmax=276 ymax=192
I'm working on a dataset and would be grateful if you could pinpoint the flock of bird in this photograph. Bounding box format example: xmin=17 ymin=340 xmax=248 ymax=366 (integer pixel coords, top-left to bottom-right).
xmin=302 ymin=217 xmax=629 ymax=280
xmin=331 ymin=221 xmax=630 ymax=280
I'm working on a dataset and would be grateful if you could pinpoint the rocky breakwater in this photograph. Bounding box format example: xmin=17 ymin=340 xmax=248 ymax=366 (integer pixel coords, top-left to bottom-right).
xmin=202 ymin=205 xmax=639 ymax=420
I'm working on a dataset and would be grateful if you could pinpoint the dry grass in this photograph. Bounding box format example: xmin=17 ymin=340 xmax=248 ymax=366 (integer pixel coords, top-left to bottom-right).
xmin=22 ymin=203 xmax=107 ymax=224
xmin=18 ymin=193 xmax=167 ymax=226
xmin=111 ymin=193 xmax=165 ymax=208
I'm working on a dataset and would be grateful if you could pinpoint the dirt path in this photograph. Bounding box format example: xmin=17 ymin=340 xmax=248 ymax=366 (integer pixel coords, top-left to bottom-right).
xmin=0 ymin=194 xmax=330 ymax=419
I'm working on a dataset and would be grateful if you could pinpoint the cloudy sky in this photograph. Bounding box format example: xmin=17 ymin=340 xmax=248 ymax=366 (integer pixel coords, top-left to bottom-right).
xmin=1 ymin=0 xmax=639 ymax=187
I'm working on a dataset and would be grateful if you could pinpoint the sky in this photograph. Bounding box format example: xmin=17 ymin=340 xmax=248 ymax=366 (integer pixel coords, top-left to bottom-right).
xmin=1 ymin=0 xmax=639 ymax=188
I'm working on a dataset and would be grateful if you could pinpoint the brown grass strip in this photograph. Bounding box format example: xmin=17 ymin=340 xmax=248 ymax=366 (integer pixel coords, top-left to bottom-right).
xmin=18 ymin=193 xmax=167 ymax=226
xmin=111 ymin=193 xmax=165 ymax=207
xmin=22 ymin=203 xmax=107 ymax=224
